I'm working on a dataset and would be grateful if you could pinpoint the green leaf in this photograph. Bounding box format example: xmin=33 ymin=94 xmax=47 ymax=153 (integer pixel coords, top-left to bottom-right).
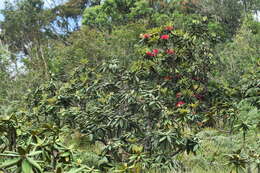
xmin=28 ymin=151 xmax=42 ymax=157
xmin=60 ymin=152 xmax=70 ymax=157
xmin=26 ymin=157 xmax=43 ymax=173
xmin=0 ymin=158 xmax=20 ymax=168
xmin=66 ymin=166 xmax=87 ymax=173
xmin=167 ymin=136 xmax=172 ymax=144
xmin=98 ymin=157 xmax=108 ymax=166
xmin=159 ymin=136 xmax=166 ymax=143
xmin=0 ymin=153 xmax=20 ymax=157
xmin=22 ymin=160 xmax=33 ymax=173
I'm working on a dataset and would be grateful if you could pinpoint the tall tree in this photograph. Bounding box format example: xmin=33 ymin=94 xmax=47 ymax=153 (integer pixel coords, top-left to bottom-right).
xmin=0 ymin=0 xmax=56 ymax=79
xmin=194 ymin=0 xmax=244 ymax=37
xmin=0 ymin=0 xmax=54 ymax=53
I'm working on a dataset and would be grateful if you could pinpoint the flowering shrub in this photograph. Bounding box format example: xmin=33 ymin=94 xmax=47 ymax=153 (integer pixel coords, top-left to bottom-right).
xmin=74 ymin=20 xmax=215 ymax=170
xmin=23 ymin=19 xmax=216 ymax=172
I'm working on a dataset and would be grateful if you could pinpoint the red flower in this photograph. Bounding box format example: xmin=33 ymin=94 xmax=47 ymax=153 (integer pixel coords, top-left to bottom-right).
xmin=143 ymin=33 xmax=151 ymax=39
xmin=165 ymin=26 xmax=174 ymax=31
xmin=176 ymin=101 xmax=185 ymax=107
xmin=146 ymin=49 xmax=159 ymax=57
xmin=176 ymin=92 xmax=182 ymax=98
xmin=166 ymin=49 xmax=175 ymax=55
xmin=153 ymin=49 xmax=159 ymax=54
xmin=160 ymin=35 xmax=170 ymax=40
xmin=146 ymin=51 xmax=155 ymax=57
xmin=164 ymin=76 xmax=173 ymax=80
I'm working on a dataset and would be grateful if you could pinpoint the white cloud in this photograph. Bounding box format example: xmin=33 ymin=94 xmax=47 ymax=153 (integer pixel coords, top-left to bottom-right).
xmin=0 ymin=1 xmax=6 ymax=9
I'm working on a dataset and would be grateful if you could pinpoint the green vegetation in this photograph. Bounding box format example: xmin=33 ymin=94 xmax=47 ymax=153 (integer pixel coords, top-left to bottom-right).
xmin=0 ymin=0 xmax=259 ymax=172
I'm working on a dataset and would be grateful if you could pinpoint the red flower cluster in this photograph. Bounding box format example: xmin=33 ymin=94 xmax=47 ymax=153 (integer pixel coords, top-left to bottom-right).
xmin=146 ymin=51 xmax=154 ymax=56
xmin=165 ymin=26 xmax=174 ymax=31
xmin=164 ymin=76 xmax=173 ymax=80
xmin=153 ymin=49 xmax=159 ymax=54
xmin=166 ymin=49 xmax=175 ymax=55
xmin=143 ymin=33 xmax=151 ymax=39
xmin=146 ymin=49 xmax=159 ymax=57
xmin=160 ymin=35 xmax=170 ymax=40
xmin=176 ymin=101 xmax=185 ymax=107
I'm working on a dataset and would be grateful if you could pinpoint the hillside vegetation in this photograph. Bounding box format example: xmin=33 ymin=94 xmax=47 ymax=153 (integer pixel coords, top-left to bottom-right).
xmin=0 ymin=0 xmax=259 ymax=172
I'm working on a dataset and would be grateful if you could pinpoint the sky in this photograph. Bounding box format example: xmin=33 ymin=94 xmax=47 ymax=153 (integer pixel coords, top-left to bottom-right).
xmin=0 ymin=1 xmax=6 ymax=8
xmin=0 ymin=1 xmax=5 ymax=20
xmin=0 ymin=1 xmax=6 ymax=21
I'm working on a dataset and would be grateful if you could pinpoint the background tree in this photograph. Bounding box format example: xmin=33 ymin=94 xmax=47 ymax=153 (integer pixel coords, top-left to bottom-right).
xmin=0 ymin=0 xmax=57 ymax=80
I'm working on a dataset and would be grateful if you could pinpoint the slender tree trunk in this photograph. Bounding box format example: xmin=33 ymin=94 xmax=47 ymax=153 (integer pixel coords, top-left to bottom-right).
xmin=40 ymin=46 xmax=49 ymax=80
xmin=242 ymin=0 xmax=247 ymax=12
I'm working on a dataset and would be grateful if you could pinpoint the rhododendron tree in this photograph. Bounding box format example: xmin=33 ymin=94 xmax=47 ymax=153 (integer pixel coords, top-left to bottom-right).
xmin=93 ymin=21 xmax=212 ymax=169
xmin=23 ymin=18 xmax=216 ymax=171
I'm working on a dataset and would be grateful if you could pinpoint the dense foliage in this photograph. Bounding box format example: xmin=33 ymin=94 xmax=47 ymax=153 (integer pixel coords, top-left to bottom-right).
xmin=0 ymin=0 xmax=259 ymax=172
